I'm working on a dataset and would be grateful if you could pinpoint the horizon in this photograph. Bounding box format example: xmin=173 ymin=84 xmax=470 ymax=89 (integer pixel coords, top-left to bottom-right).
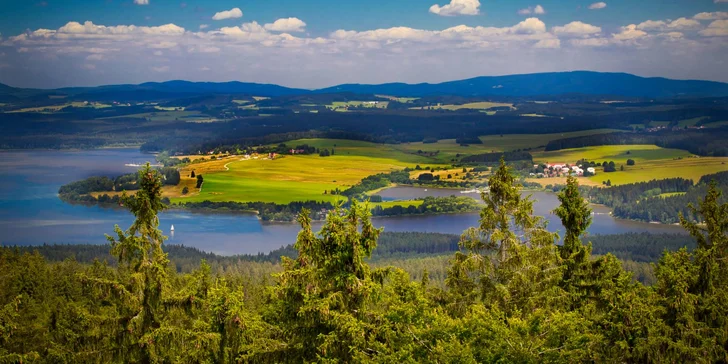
xmin=1 ymin=0 xmax=727 ymax=88
xmin=3 ymin=69 xmax=728 ymax=91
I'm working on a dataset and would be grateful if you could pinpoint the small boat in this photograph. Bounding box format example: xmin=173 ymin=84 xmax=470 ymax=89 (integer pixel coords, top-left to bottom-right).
xmin=170 ymin=224 xmax=175 ymax=232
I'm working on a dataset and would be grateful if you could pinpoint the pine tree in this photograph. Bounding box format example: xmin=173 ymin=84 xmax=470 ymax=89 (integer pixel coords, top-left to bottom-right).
xmin=270 ymin=200 xmax=386 ymax=361
xmin=553 ymin=175 xmax=595 ymax=304
xmin=447 ymin=158 xmax=561 ymax=314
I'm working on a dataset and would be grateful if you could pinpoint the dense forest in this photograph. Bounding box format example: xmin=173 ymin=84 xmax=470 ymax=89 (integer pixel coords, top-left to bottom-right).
xmin=2 ymin=162 xmax=727 ymax=362
xmin=579 ymin=171 xmax=728 ymax=223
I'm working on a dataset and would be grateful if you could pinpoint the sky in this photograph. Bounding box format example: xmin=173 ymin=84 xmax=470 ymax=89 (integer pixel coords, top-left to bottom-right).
xmin=0 ymin=0 xmax=727 ymax=89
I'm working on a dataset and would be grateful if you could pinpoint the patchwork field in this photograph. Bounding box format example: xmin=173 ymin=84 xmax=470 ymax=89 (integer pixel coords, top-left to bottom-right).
xmin=409 ymin=101 xmax=514 ymax=111
xmin=327 ymin=101 xmax=389 ymax=111
xmin=171 ymin=153 xmax=423 ymax=204
xmin=532 ymin=145 xmax=728 ymax=185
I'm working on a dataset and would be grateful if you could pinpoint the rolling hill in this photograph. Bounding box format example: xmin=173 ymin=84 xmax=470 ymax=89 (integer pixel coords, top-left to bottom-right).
xmin=2 ymin=71 xmax=728 ymax=100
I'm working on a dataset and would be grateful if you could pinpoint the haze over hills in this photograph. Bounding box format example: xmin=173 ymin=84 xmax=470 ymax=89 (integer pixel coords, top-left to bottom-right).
xmin=2 ymin=71 xmax=728 ymax=100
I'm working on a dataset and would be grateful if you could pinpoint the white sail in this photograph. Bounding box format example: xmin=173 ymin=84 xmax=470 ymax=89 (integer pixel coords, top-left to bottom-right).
xmin=170 ymin=224 xmax=175 ymax=231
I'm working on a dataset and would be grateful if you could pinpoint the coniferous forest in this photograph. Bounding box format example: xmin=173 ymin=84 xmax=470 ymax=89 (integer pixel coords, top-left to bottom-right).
xmin=1 ymin=162 xmax=727 ymax=363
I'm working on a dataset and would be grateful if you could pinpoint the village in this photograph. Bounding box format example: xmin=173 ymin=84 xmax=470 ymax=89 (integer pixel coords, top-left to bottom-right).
xmin=529 ymin=163 xmax=597 ymax=178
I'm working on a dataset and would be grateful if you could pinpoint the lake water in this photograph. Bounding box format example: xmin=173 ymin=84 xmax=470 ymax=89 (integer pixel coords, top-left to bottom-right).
xmin=0 ymin=149 xmax=686 ymax=255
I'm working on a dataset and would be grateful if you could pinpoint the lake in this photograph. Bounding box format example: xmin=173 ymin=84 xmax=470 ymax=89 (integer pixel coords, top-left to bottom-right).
xmin=0 ymin=149 xmax=687 ymax=255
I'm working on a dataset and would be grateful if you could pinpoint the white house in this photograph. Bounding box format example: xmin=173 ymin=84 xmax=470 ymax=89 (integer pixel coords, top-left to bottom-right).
xmin=587 ymin=167 xmax=596 ymax=174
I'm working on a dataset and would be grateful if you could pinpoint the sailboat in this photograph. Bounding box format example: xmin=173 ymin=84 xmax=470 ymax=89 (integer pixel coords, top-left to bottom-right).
xmin=170 ymin=224 xmax=175 ymax=232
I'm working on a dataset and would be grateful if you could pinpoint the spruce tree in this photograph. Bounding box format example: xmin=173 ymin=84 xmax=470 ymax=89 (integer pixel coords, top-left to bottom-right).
xmin=447 ymin=158 xmax=561 ymax=314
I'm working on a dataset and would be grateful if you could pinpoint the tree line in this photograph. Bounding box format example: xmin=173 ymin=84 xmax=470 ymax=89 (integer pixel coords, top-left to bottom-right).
xmin=2 ymin=160 xmax=727 ymax=362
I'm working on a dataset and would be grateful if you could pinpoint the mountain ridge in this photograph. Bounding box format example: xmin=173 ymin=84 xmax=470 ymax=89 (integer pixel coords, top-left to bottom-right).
xmin=2 ymin=71 xmax=728 ymax=99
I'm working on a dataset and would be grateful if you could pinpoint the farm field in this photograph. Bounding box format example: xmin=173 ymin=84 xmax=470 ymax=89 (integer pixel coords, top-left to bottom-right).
xmin=532 ymin=145 xmax=691 ymax=165
xmin=409 ymin=101 xmax=514 ymax=111
xmin=531 ymin=144 xmax=728 ymax=185
xmin=390 ymin=129 xmax=623 ymax=163
xmin=171 ymin=153 xmax=422 ymax=205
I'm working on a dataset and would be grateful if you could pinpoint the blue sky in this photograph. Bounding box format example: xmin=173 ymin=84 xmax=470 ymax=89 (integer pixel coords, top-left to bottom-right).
xmin=0 ymin=0 xmax=727 ymax=88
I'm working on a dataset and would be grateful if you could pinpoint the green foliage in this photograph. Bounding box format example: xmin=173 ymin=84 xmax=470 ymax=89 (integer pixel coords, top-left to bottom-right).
xmin=2 ymin=162 xmax=728 ymax=362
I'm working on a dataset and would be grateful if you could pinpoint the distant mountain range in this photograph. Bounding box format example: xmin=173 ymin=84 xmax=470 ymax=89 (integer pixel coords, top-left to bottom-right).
xmin=2 ymin=71 xmax=728 ymax=100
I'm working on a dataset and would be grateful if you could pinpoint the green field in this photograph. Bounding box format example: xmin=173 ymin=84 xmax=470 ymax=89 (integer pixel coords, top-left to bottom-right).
xmin=173 ymin=153 xmax=426 ymax=204
xmin=409 ymin=101 xmax=513 ymax=111
xmin=532 ymin=145 xmax=728 ymax=185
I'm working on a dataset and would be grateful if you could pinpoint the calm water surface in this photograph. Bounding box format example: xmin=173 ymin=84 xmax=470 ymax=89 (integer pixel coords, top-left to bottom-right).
xmin=0 ymin=149 xmax=686 ymax=255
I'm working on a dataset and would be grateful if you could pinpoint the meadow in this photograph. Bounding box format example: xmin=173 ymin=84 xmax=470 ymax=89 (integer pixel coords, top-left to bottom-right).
xmin=172 ymin=153 xmax=423 ymax=204
xmin=409 ymin=101 xmax=514 ymax=111
xmin=168 ymin=133 xmax=728 ymax=204
xmin=531 ymin=145 xmax=728 ymax=185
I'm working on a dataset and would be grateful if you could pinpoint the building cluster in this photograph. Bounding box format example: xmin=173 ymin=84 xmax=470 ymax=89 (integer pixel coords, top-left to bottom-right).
xmin=529 ymin=163 xmax=597 ymax=178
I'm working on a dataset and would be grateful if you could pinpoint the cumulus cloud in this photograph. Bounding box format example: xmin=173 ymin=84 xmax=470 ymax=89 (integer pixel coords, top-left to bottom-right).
xmin=3 ymin=16 xmax=728 ymax=88
xmin=613 ymin=24 xmax=647 ymax=41
xmin=429 ymin=0 xmax=480 ymax=16
xmin=212 ymin=8 xmax=243 ymax=21
xmin=552 ymin=21 xmax=601 ymax=36
xmin=694 ymin=12 xmax=728 ymax=20
xmin=588 ymin=2 xmax=607 ymax=10
xmin=534 ymin=38 xmax=559 ymax=48
xmin=264 ymin=18 xmax=307 ymax=32
xmin=518 ymin=5 xmax=545 ymax=15
xmin=637 ymin=18 xmax=701 ymax=31
xmin=700 ymin=19 xmax=728 ymax=36
xmin=199 ymin=24 xmax=209 ymax=30
xmin=134 ymin=0 xmax=149 ymax=5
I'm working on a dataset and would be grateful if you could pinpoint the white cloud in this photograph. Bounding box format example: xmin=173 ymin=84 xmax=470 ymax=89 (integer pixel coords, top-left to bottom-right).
xmin=534 ymin=38 xmax=559 ymax=48
xmin=199 ymin=24 xmax=209 ymax=30
xmin=264 ymin=18 xmax=307 ymax=32
xmin=637 ymin=18 xmax=701 ymax=31
xmin=552 ymin=21 xmax=601 ymax=36
xmin=133 ymin=0 xmax=149 ymax=5
xmin=700 ymin=19 xmax=728 ymax=36
xmin=613 ymin=24 xmax=647 ymax=40
xmin=588 ymin=2 xmax=607 ymax=10
xmin=667 ymin=17 xmax=701 ymax=30
xmin=518 ymin=5 xmax=545 ymax=15
xmin=429 ymin=0 xmax=480 ymax=16
xmin=4 ymin=16 xmax=728 ymax=88
xmin=694 ymin=12 xmax=728 ymax=20
xmin=660 ymin=32 xmax=684 ymax=39
xmin=212 ymin=8 xmax=243 ymax=21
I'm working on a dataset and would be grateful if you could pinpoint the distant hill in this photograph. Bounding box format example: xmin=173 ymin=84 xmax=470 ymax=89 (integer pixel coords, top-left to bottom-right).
xmin=2 ymin=72 xmax=728 ymax=100
xmin=315 ymin=71 xmax=728 ymax=98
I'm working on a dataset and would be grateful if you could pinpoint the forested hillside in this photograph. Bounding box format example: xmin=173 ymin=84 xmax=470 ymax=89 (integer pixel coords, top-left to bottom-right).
xmin=1 ymin=162 xmax=727 ymax=362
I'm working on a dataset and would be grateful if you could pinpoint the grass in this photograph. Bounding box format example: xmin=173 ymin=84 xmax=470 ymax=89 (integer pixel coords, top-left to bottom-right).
xmin=172 ymin=152 xmax=427 ymax=204
xmin=531 ymin=144 xmax=728 ymax=186
xmin=409 ymin=101 xmax=513 ymax=111
xmin=660 ymin=192 xmax=686 ymax=198
xmin=479 ymin=129 xmax=623 ymax=152
xmin=678 ymin=117 xmax=709 ymax=127
xmin=283 ymin=139 xmax=440 ymax=165
xmin=588 ymin=157 xmax=728 ymax=186
xmin=533 ymin=145 xmax=691 ymax=165
xmin=6 ymin=102 xmax=111 ymax=113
